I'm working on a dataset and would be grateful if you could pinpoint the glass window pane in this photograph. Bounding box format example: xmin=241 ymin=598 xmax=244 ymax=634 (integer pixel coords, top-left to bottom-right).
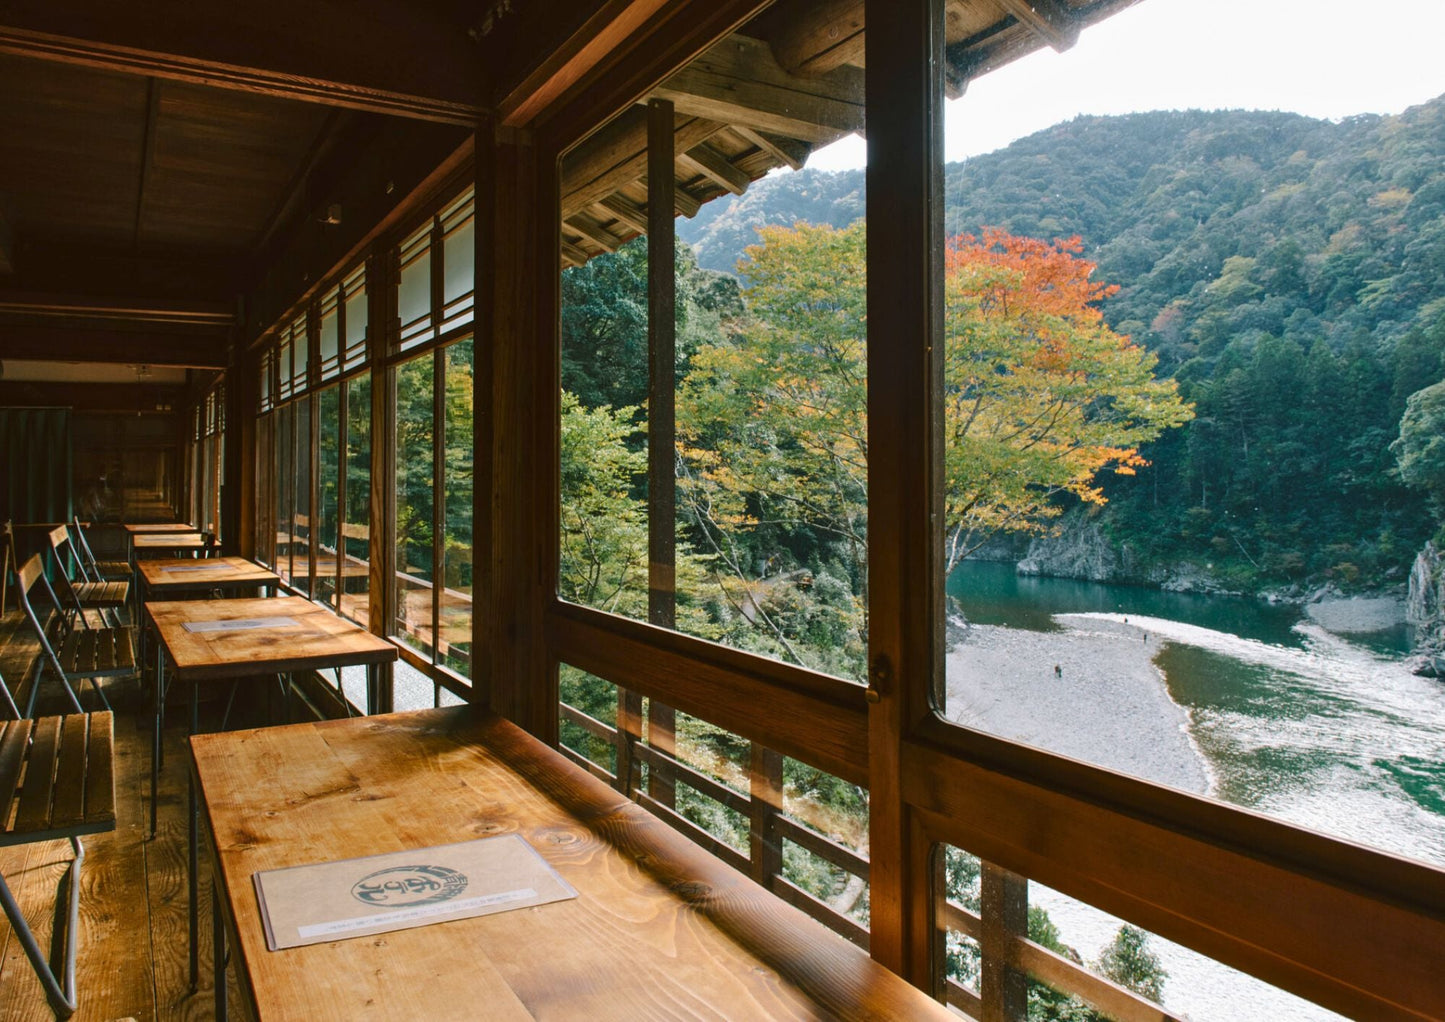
xmin=398 ymin=240 xmax=432 ymax=346
xmin=394 ymin=353 xmax=435 ymax=658
xmin=255 ymin=412 xmax=273 ymax=566
xmin=317 ymin=385 xmax=340 ymax=608
xmin=292 ymin=395 xmax=312 ymax=595
xmin=274 ymin=402 xmax=292 ymax=583
xmin=342 ymin=371 xmax=372 ymax=627
xmin=319 ymin=301 xmax=339 ymax=368
xmin=442 ymin=339 xmax=473 ymax=678
xmin=443 ymin=217 xmax=475 ymax=308
xmin=344 ymin=277 xmax=367 ymax=362
xmin=293 ymin=323 xmax=309 ymax=392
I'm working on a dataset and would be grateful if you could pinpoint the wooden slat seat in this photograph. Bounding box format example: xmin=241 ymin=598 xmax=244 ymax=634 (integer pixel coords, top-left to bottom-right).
xmin=58 ymin=627 xmax=135 ymax=677
xmin=70 ymin=518 xmax=130 ymax=583
xmin=0 ymin=712 xmax=115 ymax=847
xmin=68 ymin=580 xmax=129 ymax=609
xmin=0 ymin=701 xmax=115 ymax=1019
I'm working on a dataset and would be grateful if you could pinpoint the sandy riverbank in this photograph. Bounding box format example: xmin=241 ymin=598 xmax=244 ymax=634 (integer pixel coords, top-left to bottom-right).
xmin=943 ymin=614 xmax=1211 ymax=794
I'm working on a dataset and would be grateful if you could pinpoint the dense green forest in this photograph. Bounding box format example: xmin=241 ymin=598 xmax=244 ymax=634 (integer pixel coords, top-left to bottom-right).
xmin=557 ymin=99 xmax=1445 ymax=1015
xmin=680 ymin=97 xmax=1445 ymax=591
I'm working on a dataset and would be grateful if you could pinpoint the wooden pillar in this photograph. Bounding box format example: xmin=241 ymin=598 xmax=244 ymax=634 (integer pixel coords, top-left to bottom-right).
xmin=482 ymin=122 xmax=554 ymax=740
xmin=472 ymin=126 xmax=493 ymax=707
xmin=223 ymin=307 xmax=253 ymax=559
xmin=865 ymin=0 xmax=946 ymax=992
xmin=366 ymin=251 xmax=395 ymax=712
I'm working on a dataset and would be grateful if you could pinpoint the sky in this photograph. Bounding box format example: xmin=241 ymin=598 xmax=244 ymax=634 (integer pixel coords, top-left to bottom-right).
xmin=805 ymin=0 xmax=1445 ymax=171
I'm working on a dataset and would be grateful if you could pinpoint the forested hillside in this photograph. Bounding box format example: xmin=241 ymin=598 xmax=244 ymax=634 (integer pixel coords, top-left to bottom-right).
xmin=678 ymin=97 xmax=1445 ymax=592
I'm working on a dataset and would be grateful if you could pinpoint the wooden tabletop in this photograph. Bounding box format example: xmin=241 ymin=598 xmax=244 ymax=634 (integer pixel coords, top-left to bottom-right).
xmin=137 ymin=557 xmax=279 ymax=594
xmin=192 ymin=708 xmax=955 ymax=1022
xmin=124 ymin=523 xmax=198 ymax=533
xmin=133 ymin=532 xmax=207 ymax=550
xmin=146 ymin=596 xmax=396 ymax=682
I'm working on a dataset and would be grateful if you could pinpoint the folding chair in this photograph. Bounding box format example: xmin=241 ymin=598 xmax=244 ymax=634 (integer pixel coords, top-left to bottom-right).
xmin=45 ymin=526 xmax=129 ymax=630
xmin=0 ymin=667 xmax=115 ymax=1019
xmin=70 ymin=517 xmax=129 ymax=582
xmin=13 ymin=555 xmax=131 ymax=718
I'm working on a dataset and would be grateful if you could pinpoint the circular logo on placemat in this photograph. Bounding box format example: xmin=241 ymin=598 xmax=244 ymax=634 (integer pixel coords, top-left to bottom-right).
xmin=351 ymin=864 xmax=469 ymax=907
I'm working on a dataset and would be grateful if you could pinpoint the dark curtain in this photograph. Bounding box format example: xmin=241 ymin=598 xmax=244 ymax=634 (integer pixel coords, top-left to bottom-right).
xmin=0 ymin=408 xmax=73 ymax=524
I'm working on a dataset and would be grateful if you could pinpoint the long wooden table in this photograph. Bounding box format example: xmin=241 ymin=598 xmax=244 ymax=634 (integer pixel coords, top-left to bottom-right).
xmin=148 ymin=596 xmax=399 ymax=990
xmin=193 ymin=708 xmax=956 ymax=1021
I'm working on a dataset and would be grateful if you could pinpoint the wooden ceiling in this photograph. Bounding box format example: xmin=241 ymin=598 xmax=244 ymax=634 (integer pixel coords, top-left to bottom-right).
xmin=558 ymin=0 xmax=1140 ymax=268
xmin=0 ymin=54 xmax=341 ymax=256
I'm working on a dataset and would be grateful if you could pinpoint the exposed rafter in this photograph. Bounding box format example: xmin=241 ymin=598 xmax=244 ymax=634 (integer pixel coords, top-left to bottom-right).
xmin=561 ymin=110 xmax=724 ymax=218
xmin=650 ymin=34 xmax=864 ymax=144
xmin=994 ymin=0 xmax=1080 ymax=51
xmin=732 ymin=126 xmax=805 ymax=171
xmin=678 ymin=143 xmax=749 ymax=196
xmin=132 ymin=78 xmax=160 ymax=251
xmin=767 ymin=0 xmax=865 ymax=77
xmin=0 ymin=2 xmax=483 ymax=125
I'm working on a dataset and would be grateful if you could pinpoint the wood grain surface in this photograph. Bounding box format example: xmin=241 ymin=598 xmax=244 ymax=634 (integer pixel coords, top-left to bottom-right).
xmin=124 ymin=524 xmax=197 ymax=534
xmin=193 ymin=708 xmax=956 ymax=1021
xmin=132 ymin=534 xmax=206 ymax=551
xmin=137 ymin=557 xmax=279 ymax=595
xmin=147 ymin=596 xmax=395 ymax=682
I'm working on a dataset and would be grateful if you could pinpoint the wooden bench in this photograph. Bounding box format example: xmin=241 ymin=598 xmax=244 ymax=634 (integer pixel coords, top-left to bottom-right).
xmin=0 ymin=703 xmax=115 ymax=1019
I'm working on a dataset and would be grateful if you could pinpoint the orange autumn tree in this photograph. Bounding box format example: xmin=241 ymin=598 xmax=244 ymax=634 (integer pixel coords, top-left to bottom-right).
xmin=676 ymin=222 xmax=1190 ymax=670
xmin=943 ymin=228 xmax=1192 ymax=571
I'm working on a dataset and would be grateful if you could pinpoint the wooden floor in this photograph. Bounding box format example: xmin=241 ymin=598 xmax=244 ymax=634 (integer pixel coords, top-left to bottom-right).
xmin=0 ymin=614 xmax=242 ymax=1021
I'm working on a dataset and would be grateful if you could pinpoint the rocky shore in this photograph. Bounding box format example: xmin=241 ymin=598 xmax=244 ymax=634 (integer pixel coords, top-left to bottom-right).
xmin=943 ymin=614 xmax=1211 ymax=794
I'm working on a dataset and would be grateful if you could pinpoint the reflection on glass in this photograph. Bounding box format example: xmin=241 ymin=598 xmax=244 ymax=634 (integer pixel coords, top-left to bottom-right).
xmin=319 ymin=304 xmax=338 ymax=368
xmin=317 ymin=385 xmax=340 ymax=607
xmin=394 ymin=354 xmax=434 ymax=657
xmin=273 ymin=403 xmax=291 ymax=582
xmin=342 ymin=372 xmax=371 ymax=627
xmin=441 ymin=339 xmax=473 ymax=677
xmin=292 ymin=395 xmax=312 ymax=595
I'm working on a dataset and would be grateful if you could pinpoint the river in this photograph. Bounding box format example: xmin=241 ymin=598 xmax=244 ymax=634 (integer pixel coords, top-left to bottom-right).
xmin=945 ymin=560 xmax=1445 ymax=1020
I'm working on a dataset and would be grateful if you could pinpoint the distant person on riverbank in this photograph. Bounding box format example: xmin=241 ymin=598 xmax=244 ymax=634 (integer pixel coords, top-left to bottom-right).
xmin=1054 ymin=664 xmax=1062 ymax=678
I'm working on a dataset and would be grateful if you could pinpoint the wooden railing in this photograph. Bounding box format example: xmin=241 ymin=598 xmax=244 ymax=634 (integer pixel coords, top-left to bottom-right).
xmin=561 ymin=691 xmax=1190 ymax=1020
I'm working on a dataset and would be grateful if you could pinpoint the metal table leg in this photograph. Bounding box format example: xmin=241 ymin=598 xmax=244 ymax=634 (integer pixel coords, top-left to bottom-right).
xmin=188 ymin=678 xmax=200 ymax=992
xmin=213 ymin=882 xmax=228 ymax=1022
xmin=151 ymin=652 xmax=164 ymax=837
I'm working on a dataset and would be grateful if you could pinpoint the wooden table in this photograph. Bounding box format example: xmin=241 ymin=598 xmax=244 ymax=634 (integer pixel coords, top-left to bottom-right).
xmin=131 ymin=532 xmax=209 ymax=559
xmin=148 ymin=596 xmax=398 ymax=989
xmin=136 ymin=556 xmax=279 ymax=600
xmin=193 ymin=708 xmax=955 ymax=1022
xmin=123 ymin=523 xmax=197 ymax=533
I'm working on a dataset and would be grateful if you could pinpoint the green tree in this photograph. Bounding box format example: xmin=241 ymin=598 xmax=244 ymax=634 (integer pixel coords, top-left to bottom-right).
xmin=1392 ymin=380 xmax=1445 ymax=514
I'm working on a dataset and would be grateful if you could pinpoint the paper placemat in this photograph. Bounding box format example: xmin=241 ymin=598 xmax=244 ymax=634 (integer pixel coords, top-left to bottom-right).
xmin=253 ymin=835 xmax=577 ymax=950
xmin=183 ymin=616 xmax=298 ymax=633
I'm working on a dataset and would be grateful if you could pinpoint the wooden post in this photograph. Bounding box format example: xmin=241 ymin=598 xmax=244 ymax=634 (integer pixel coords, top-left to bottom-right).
xmin=979 ymin=863 xmax=1029 ymax=1022
xmin=865 ymin=0 xmax=946 ymax=991
xmin=616 ymin=689 xmax=644 ymax=794
xmin=646 ymin=96 xmax=679 ymax=809
xmin=749 ymin=744 xmax=784 ymax=887
xmin=366 ymin=251 xmax=395 ymax=713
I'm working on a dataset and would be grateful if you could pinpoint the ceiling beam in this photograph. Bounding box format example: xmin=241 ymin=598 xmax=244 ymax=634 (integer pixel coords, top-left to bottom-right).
xmin=650 ymin=33 xmax=864 ymax=144
xmin=564 ymin=217 xmax=625 ymax=253
xmin=679 ymin=143 xmax=749 ymax=196
xmin=0 ymin=208 xmax=13 ymax=275
xmin=561 ymin=110 xmax=724 ymax=218
xmin=767 ymin=0 xmax=865 ymax=77
xmin=132 ymin=78 xmax=161 ymax=251
xmin=732 ymin=126 xmax=806 ymax=171
xmin=0 ymin=2 xmax=483 ymax=125
xmin=0 ymin=381 xmax=185 ymax=413
xmin=0 ymin=324 xmax=229 ymax=368
xmin=993 ymin=0 xmax=1080 ymax=51
xmin=597 ymin=196 xmax=649 ymax=234
xmin=0 ymin=292 xmax=233 ymax=327
xmin=250 ymin=108 xmax=352 ymax=260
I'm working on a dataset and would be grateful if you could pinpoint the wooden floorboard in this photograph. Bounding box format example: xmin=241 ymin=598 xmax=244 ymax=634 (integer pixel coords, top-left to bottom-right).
xmin=0 ymin=605 xmax=240 ymax=1022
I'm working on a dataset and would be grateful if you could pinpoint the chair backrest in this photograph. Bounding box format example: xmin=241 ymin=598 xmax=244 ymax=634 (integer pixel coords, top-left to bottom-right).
xmin=49 ymin=524 xmax=92 ymax=583
xmin=1 ymin=521 xmax=13 ymax=615
xmin=13 ymin=554 xmax=84 ymax=715
xmin=71 ymin=516 xmax=103 ymax=576
xmin=43 ymin=527 xmax=91 ymax=626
